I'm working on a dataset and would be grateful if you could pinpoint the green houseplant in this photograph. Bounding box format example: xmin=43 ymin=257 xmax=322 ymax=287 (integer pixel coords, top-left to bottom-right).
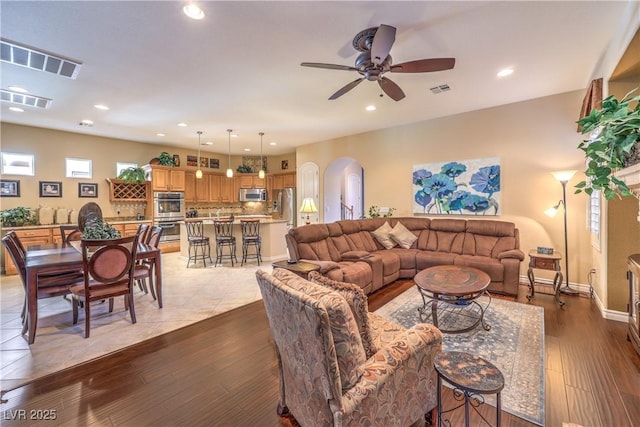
xmin=82 ymin=218 xmax=121 ymax=239
xmin=158 ymin=151 xmax=175 ymax=167
xmin=1 ymin=206 xmax=36 ymax=226
xmin=576 ymin=89 xmax=640 ymax=200
xmin=117 ymin=166 xmax=147 ymax=184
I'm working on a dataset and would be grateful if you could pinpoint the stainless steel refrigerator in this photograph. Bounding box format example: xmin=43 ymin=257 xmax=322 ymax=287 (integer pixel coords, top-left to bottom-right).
xmin=274 ymin=187 xmax=296 ymax=229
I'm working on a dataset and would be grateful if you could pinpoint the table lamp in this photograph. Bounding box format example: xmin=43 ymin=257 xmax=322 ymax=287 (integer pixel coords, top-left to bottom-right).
xmin=545 ymin=170 xmax=578 ymax=295
xmin=300 ymin=198 xmax=318 ymax=225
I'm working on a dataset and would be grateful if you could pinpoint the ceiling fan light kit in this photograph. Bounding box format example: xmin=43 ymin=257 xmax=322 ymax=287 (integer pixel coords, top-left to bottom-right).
xmin=301 ymin=24 xmax=455 ymax=101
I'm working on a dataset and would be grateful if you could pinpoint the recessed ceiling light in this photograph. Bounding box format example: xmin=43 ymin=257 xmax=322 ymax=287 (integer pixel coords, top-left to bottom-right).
xmin=177 ymin=122 xmax=187 ymax=127
xmin=244 ymin=148 xmax=251 ymax=152
xmin=365 ymin=105 xmax=376 ymax=111
xmin=8 ymin=86 xmax=28 ymax=93
xmin=183 ymin=4 xmax=205 ymax=20
xmin=156 ymin=133 xmax=166 ymax=137
xmin=497 ymin=68 xmax=514 ymax=78
xmin=94 ymin=104 xmax=109 ymax=110
xmin=204 ymin=141 xmax=213 ymax=145
xmin=231 ymin=134 xmax=238 ymax=138
xmin=269 ymin=142 xmax=277 ymax=146
xmin=9 ymin=106 xmax=24 ymax=112
xmin=79 ymin=119 xmax=93 ymax=127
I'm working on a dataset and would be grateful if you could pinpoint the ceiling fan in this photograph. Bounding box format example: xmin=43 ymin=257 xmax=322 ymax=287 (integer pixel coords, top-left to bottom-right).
xmin=301 ymin=24 xmax=455 ymax=101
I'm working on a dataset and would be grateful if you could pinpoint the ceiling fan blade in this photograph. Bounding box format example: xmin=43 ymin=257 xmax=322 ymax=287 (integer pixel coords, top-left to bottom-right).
xmin=390 ymin=58 xmax=456 ymax=73
xmin=371 ymin=24 xmax=396 ymax=65
xmin=329 ymin=78 xmax=365 ymax=100
xmin=301 ymin=62 xmax=358 ymax=71
xmin=378 ymin=77 xmax=405 ymax=101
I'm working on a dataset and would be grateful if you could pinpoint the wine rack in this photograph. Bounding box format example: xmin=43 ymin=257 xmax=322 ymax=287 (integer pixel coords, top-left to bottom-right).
xmin=107 ymin=179 xmax=149 ymax=202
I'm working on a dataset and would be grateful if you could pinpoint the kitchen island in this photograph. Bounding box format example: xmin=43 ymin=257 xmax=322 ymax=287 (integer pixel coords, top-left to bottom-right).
xmin=179 ymin=217 xmax=289 ymax=262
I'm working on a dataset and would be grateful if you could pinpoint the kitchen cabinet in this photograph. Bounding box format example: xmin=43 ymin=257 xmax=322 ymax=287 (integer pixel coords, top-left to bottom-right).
xmin=237 ymin=174 xmax=266 ymax=189
xmin=186 ymin=171 xmax=212 ymax=202
xmin=220 ymin=176 xmax=235 ymax=202
xmin=272 ymin=172 xmax=296 ymax=190
xmin=3 ymin=228 xmax=52 ymax=275
xmin=184 ymin=172 xmax=196 ymax=202
xmin=107 ymin=179 xmax=149 ymax=202
xmin=209 ymin=174 xmax=221 ymax=202
xmin=148 ymin=165 xmax=185 ymax=192
xmin=195 ymin=174 xmax=209 ymax=202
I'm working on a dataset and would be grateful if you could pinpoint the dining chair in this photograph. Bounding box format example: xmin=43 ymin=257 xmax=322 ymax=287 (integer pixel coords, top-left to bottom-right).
xmin=213 ymin=219 xmax=237 ymax=267
xmin=136 ymin=223 xmax=151 ymax=244
xmin=60 ymin=225 xmax=82 ymax=247
xmin=2 ymin=231 xmax=84 ymax=335
xmin=70 ymin=234 xmax=140 ymax=338
xmin=134 ymin=225 xmax=163 ymax=300
xmin=185 ymin=219 xmax=213 ymax=267
xmin=240 ymin=219 xmax=261 ymax=266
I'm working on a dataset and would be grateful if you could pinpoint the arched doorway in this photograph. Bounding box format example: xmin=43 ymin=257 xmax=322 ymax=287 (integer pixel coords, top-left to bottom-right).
xmin=324 ymin=157 xmax=364 ymax=223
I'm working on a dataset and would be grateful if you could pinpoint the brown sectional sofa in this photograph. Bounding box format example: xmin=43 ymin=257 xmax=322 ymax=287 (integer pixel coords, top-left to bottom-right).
xmin=285 ymin=217 xmax=525 ymax=296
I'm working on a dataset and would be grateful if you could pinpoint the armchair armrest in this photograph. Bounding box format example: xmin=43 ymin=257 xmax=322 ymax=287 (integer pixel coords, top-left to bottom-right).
xmin=339 ymin=324 xmax=442 ymax=422
xmin=299 ymin=259 xmax=341 ymax=274
xmin=498 ymin=249 xmax=525 ymax=261
xmin=341 ymin=250 xmax=371 ymax=261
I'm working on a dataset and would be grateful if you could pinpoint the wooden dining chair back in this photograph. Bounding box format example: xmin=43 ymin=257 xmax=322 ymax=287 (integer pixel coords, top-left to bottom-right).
xmin=134 ymin=225 xmax=163 ymax=301
xmin=60 ymin=225 xmax=82 ymax=247
xmin=213 ymin=219 xmax=237 ymax=267
xmin=185 ymin=219 xmax=213 ymax=267
xmin=136 ymin=223 xmax=151 ymax=244
xmin=70 ymin=234 xmax=139 ymax=338
xmin=240 ymin=220 xmax=262 ymax=266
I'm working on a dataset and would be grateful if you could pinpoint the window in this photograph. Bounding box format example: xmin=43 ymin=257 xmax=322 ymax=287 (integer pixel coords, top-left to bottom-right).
xmin=1 ymin=152 xmax=34 ymax=176
xmin=65 ymin=158 xmax=92 ymax=178
xmin=116 ymin=162 xmax=138 ymax=177
xmin=589 ymin=190 xmax=601 ymax=251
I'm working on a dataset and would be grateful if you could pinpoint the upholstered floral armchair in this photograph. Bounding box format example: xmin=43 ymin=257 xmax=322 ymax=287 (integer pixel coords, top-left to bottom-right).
xmin=256 ymin=268 xmax=442 ymax=426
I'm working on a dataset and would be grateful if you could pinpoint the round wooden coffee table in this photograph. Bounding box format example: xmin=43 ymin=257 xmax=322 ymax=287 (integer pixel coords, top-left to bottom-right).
xmin=414 ymin=265 xmax=491 ymax=333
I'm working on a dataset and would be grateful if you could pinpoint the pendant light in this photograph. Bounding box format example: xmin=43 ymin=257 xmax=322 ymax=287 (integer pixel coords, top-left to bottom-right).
xmin=226 ymin=129 xmax=233 ymax=178
xmin=258 ymin=132 xmax=265 ymax=179
xmin=195 ymin=131 xmax=203 ymax=179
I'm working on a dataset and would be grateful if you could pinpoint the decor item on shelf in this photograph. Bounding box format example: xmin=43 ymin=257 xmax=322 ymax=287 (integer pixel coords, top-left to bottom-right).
xmin=236 ymin=164 xmax=252 ymax=173
xmin=81 ymin=218 xmax=121 ymax=239
xmin=226 ymin=129 xmax=234 ymax=178
xmin=368 ymin=205 xmax=396 ymax=218
xmin=258 ymin=132 xmax=265 ymax=179
xmin=300 ymin=197 xmax=318 ymax=225
xmin=173 ymin=154 xmax=180 ymax=167
xmin=0 ymin=206 xmax=35 ymax=226
xmin=576 ymin=88 xmax=640 ymax=200
xmin=158 ymin=151 xmax=175 ymax=167
xmin=545 ymin=170 xmax=578 ymax=295
xmin=78 ymin=202 xmax=103 ymax=231
xmin=196 ymin=131 xmax=203 ymax=179
xmin=117 ymin=167 xmax=147 ymax=184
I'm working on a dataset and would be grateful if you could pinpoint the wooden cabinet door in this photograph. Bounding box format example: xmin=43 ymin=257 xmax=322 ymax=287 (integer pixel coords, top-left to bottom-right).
xmin=184 ymin=172 xmax=196 ymax=202
xmin=266 ymin=175 xmax=274 ymax=203
xmin=238 ymin=175 xmax=254 ymax=188
xmin=169 ymin=170 xmax=185 ymax=191
xmin=152 ymin=168 xmax=169 ymax=191
xmin=283 ymin=173 xmax=296 ymax=188
xmin=272 ymin=174 xmax=284 ymax=190
xmin=220 ymin=177 xmax=234 ymax=202
xmin=195 ymin=174 xmax=209 ymax=201
xmin=253 ymin=175 xmax=266 ymax=188
xmin=209 ymin=175 xmax=221 ymax=202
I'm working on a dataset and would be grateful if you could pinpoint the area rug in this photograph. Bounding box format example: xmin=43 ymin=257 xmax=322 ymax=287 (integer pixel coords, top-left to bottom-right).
xmin=375 ymin=286 xmax=545 ymax=426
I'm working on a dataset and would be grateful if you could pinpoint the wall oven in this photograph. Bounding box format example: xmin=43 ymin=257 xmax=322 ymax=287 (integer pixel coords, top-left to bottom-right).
xmin=153 ymin=192 xmax=185 ymax=242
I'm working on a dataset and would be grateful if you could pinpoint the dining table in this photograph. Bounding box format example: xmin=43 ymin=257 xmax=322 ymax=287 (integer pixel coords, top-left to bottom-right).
xmin=24 ymin=241 xmax=162 ymax=344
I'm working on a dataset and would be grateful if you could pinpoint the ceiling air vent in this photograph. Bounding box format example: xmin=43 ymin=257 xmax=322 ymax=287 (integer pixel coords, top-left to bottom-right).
xmin=430 ymin=84 xmax=451 ymax=94
xmin=1 ymin=89 xmax=51 ymax=109
xmin=0 ymin=38 xmax=82 ymax=79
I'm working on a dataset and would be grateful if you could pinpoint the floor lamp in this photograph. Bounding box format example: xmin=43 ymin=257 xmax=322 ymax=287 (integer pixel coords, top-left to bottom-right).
xmin=545 ymin=170 xmax=578 ymax=295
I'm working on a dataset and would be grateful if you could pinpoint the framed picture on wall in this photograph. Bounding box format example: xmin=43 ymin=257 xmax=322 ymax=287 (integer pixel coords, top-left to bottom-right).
xmin=78 ymin=183 xmax=98 ymax=198
xmin=39 ymin=181 xmax=62 ymax=197
xmin=0 ymin=179 xmax=20 ymax=197
xmin=209 ymin=158 xmax=219 ymax=169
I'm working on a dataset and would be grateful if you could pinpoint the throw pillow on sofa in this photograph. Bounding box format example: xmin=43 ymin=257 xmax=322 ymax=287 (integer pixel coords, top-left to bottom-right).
xmin=272 ymin=268 xmax=367 ymax=390
xmin=308 ymin=270 xmax=377 ymax=358
xmin=371 ymin=221 xmax=397 ymax=249
xmin=390 ymin=221 xmax=418 ymax=249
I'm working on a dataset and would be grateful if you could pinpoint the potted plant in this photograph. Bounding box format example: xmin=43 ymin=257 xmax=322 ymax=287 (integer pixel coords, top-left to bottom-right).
xmin=576 ymin=89 xmax=640 ymax=200
xmin=1 ymin=206 xmax=36 ymax=226
xmin=82 ymin=218 xmax=121 ymax=239
xmin=158 ymin=151 xmax=175 ymax=167
xmin=117 ymin=166 xmax=147 ymax=184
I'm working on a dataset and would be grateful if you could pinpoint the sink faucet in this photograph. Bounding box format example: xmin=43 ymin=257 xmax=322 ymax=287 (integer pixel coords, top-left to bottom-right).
xmin=216 ymin=209 xmax=221 ymax=219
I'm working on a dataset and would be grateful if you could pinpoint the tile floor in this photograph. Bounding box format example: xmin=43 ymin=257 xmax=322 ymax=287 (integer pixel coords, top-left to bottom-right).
xmin=0 ymin=252 xmax=273 ymax=392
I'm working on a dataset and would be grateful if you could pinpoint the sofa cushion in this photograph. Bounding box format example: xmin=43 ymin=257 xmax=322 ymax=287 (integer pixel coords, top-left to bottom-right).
xmin=371 ymin=221 xmax=396 ymax=249
xmin=272 ymin=269 xmax=367 ymax=391
xmin=308 ymin=271 xmax=377 ymax=358
xmin=390 ymin=221 xmax=418 ymax=249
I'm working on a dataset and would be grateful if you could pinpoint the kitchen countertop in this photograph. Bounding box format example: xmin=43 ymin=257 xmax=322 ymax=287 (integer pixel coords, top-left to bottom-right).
xmin=1 ymin=218 xmax=151 ymax=230
xmin=182 ymin=217 xmax=287 ymax=225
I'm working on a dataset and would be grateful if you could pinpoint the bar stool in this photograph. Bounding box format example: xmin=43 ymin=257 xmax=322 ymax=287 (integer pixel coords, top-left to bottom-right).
xmin=240 ymin=219 xmax=262 ymax=266
xmin=214 ymin=219 xmax=237 ymax=267
xmin=185 ymin=219 xmax=212 ymax=268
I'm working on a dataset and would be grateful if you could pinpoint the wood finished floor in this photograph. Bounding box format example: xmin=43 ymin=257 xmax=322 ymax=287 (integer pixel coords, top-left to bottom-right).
xmin=1 ymin=280 xmax=639 ymax=426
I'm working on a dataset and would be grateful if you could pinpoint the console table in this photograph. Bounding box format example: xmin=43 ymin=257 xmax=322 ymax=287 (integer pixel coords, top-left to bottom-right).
xmin=526 ymin=249 xmax=565 ymax=306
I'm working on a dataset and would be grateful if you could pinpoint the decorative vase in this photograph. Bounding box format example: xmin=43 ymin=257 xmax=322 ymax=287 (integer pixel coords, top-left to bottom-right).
xmin=173 ymin=154 xmax=180 ymax=167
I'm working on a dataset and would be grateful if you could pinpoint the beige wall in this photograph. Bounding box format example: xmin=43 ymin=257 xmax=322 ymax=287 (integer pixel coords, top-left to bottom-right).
xmin=0 ymin=123 xmax=295 ymax=218
xmin=296 ymin=90 xmax=594 ymax=289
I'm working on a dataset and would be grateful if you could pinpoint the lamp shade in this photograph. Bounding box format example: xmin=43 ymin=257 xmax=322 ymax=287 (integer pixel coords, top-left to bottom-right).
xmin=551 ymin=170 xmax=577 ymax=183
xmin=300 ymin=198 xmax=318 ymax=213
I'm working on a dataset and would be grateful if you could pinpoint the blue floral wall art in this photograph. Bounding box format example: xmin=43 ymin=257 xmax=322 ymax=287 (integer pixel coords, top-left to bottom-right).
xmin=412 ymin=157 xmax=501 ymax=215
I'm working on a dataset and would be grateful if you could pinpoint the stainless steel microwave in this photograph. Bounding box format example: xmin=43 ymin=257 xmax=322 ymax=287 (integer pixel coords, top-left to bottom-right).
xmin=239 ymin=188 xmax=267 ymax=202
